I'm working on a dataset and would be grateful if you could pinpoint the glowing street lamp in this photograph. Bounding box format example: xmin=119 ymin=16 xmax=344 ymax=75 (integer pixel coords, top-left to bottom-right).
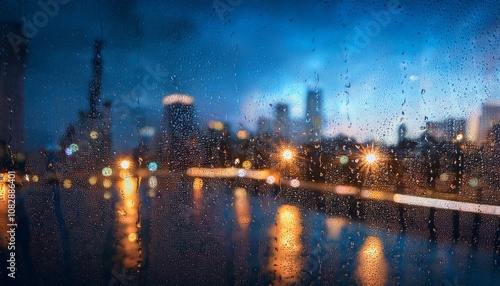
xmin=365 ymin=153 xmax=377 ymax=164
xmin=120 ymin=159 xmax=131 ymax=169
xmin=282 ymin=149 xmax=294 ymax=161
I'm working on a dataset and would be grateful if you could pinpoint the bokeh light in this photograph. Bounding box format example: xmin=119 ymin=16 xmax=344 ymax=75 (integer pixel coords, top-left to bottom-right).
xmin=242 ymin=160 xmax=252 ymax=170
xmin=120 ymin=160 xmax=131 ymax=169
xmin=148 ymin=162 xmax=158 ymax=172
xmin=90 ymin=130 xmax=98 ymax=139
xmin=103 ymin=178 xmax=112 ymax=188
xmin=63 ymin=179 xmax=72 ymax=189
xmin=102 ymin=167 xmax=112 ymax=177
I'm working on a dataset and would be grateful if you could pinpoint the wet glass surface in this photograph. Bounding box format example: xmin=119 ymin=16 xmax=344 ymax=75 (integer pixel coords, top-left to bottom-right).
xmin=0 ymin=175 xmax=497 ymax=285
xmin=2 ymin=0 xmax=500 ymax=285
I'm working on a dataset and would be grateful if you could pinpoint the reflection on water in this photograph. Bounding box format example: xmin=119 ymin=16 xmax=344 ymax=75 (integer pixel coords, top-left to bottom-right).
xmin=234 ymin=187 xmax=251 ymax=230
xmin=355 ymin=236 xmax=388 ymax=286
xmin=325 ymin=217 xmax=348 ymax=241
xmin=192 ymin=178 xmax=203 ymax=221
xmin=11 ymin=176 xmax=500 ymax=285
xmin=0 ymin=182 xmax=7 ymax=249
xmin=114 ymin=178 xmax=141 ymax=272
xmin=268 ymin=204 xmax=303 ymax=285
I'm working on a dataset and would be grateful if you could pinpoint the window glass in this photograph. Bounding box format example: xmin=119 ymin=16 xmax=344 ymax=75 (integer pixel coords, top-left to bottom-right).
xmin=1 ymin=0 xmax=500 ymax=285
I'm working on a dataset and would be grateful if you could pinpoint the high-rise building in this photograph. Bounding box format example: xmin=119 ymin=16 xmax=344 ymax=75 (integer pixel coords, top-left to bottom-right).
xmin=89 ymin=40 xmax=103 ymax=119
xmin=426 ymin=118 xmax=465 ymax=142
xmin=397 ymin=123 xmax=407 ymax=145
xmin=306 ymin=89 xmax=322 ymax=142
xmin=0 ymin=22 xmax=27 ymax=164
xmin=59 ymin=39 xmax=112 ymax=174
xmin=478 ymin=102 xmax=500 ymax=144
xmin=257 ymin=116 xmax=273 ymax=136
xmin=159 ymin=94 xmax=195 ymax=170
xmin=275 ymin=103 xmax=290 ymax=139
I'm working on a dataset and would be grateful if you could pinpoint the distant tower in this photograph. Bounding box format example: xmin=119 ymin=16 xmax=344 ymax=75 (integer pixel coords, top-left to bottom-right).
xmin=58 ymin=39 xmax=111 ymax=174
xmin=257 ymin=117 xmax=273 ymax=136
xmin=89 ymin=39 xmax=103 ymax=119
xmin=275 ymin=103 xmax=290 ymax=139
xmin=397 ymin=123 xmax=407 ymax=145
xmin=479 ymin=102 xmax=500 ymax=144
xmin=306 ymin=89 xmax=322 ymax=142
xmin=160 ymin=94 xmax=195 ymax=170
xmin=0 ymin=22 xmax=27 ymax=156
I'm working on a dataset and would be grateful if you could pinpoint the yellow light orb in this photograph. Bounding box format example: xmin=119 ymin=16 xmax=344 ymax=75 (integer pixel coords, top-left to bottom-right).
xmin=193 ymin=178 xmax=203 ymax=190
xmin=456 ymin=134 xmax=463 ymax=141
xmin=103 ymin=178 xmax=112 ymax=188
xmin=236 ymin=130 xmax=249 ymax=139
xmin=242 ymin=160 xmax=252 ymax=170
xmin=119 ymin=169 xmax=132 ymax=180
xmin=103 ymin=191 xmax=112 ymax=200
xmin=120 ymin=160 xmax=131 ymax=169
xmin=282 ymin=149 xmax=294 ymax=161
xmin=128 ymin=232 xmax=138 ymax=242
xmin=366 ymin=154 xmax=377 ymax=163
xmin=32 ymin=175 xmax=39 ymax=183
xmin=90 ymin=131 xmax=98 ymax=140
xmin=147 ymin=189 xmax=156 ymax=197
xmin=88 ymin=176 xmax=97 ymax=185
xmin=63 ymin=179 xmax=72 ymax=189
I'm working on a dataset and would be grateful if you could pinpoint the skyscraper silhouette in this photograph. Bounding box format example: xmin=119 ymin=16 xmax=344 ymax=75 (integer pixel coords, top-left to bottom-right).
xmin=306 ymin=89 xmax=322 ymax=142
xmin=275 ymin=103 xmax=290 ymax=139
xmin=59 ymin=39 xmax=112 ymax=174
xmin=159 ymin=94 xmax=195 ymax=170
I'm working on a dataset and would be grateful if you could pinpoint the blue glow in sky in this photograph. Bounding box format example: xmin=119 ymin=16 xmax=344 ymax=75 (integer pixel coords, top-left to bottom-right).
xmin=2 ymin=0 xmax=499 ymax=150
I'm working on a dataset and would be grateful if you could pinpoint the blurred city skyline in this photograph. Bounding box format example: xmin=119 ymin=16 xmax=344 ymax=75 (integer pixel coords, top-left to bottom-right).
xmin=1 ymin=0 xmax=500 ymax=151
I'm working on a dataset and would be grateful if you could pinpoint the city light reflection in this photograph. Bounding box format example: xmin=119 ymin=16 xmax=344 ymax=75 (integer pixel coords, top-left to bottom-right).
xmin=234 ymin=188 xmax=251 ymax=230
xmin=356 ymin=236 xmax=388 ymax=286
xmin=114 ymin=178 xmax=141 ymax=270
xmin=324 ymin=217 xmax=348 ymax=241
xmin=0 ymin=182 xmax=7 ymax=248
xmin=268 ymin=205 xmax=303 ymax=285
xmin=192 ymin=178 xmax=204 ymax=221
xmin=120 ymin=159 xmax=131 ymax=169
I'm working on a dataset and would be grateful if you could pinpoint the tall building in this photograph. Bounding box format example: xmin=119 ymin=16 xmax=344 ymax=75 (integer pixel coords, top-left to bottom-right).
xmin=397 ymin=123 xmax=407 ymax=145
xmin=478 ymin=102 xmax=500 ymax=144
xmin=59 ymin=39 xmax=112 ymax=174
xmin=257 ymin=116 xmax=273 ymax=136
xmin=159 ymin=94 xmax=195 ymax=170
xmin=306 ymin=89 xmax=322 ymax=142
xmin=426 ymin=118 xmax=465 ymax=142
xmin=0 ymin=22 xmax=27 ymax=167
xmin=275 ymin=103 xmax=290 ymax=139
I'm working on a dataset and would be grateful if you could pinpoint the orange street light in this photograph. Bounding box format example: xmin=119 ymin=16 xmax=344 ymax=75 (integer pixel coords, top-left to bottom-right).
xmin=120 ymin=159 xmax=131 ymax=169
xmin=282 ymin=149 xmax=294 ymax=161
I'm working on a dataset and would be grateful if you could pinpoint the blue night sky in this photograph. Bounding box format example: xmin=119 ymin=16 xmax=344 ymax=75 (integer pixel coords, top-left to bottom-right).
xmin=2 ymin=0 xmax=500 ymax=151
